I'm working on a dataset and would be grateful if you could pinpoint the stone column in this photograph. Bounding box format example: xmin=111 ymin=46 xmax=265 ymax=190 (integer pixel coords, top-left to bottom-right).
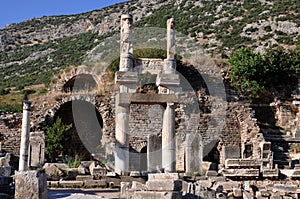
xmin=164 ymin=18 xmax=176 ymax=74
xmin=19 ymin=100 xmax=31 ymax=171
xmin=115 ymin=104 xmax=130 ymax=175
xmin=162 ymin=103 xmax=176 ymax=172
xmin=120 ymin=14 xmax=133 ymax=72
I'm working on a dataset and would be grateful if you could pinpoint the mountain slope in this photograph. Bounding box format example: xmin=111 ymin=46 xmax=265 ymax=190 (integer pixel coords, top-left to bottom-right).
xmin=0 ymin=0 xmax=299 ymax=108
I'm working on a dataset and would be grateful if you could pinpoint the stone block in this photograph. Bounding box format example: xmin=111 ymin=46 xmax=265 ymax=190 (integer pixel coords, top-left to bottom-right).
xmin=121 ymin=182 xmax=131 ymax=198
xmin=146 ymin=180 xmax=182 ymax=191
xmin=233 ymin=188 xmax=242 ymax=197
xmin=77 ymin=167 xmax=85 ymax=175
xmin=195 ymin=180 xmax=212 ymax=189
xmin=84 ymin=179 xmax=107 ymax=188
xmin=133 ymin=191 xmax=182 ymax=199
xmin=148 ymin=173 xmax=179 ymax=181
xmin=43 ymin=163 xmax=65 ymax=178
xmin=130 ymin=171 xmax=142 ymax=177
xmin=272 ymin=184 xmax=297 ymax=193
xmin=243 ymin=191 xmax=252 ymax=199
xmin=14 ymin=171 xmax=47 ymax=199
xmin=132 ymin=181 xmax=146 ymax=190
xmin=66 ymin=168 xmax=78 ymax=180
xmin=59 ymin=180 xmax=84 ymax=188
xmin=76 ymin=175 xmax=93 ymax=181
xmin=91 ymin=166 xmax=106 ymax=178
xmin=206 ymin=170 xmax=218 ymax=177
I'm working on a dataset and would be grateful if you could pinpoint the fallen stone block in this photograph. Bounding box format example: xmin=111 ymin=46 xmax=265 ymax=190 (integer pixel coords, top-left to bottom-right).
xmin=206 ymin=170 xmax=218 ymax=177
xmin=59 ymin=180 xmax=84 ymax=188
xmin=146 ymin=180 xmax=182 ymax=191
xmin=233 ymin=188 xmax=242 ymax=197
xmin=76 ymin=175 xmax=93 ymax=181
xmin=132 ymin=181 xmax=146 ymax=190
xmin=148 ymin=173 xmax=179 ymax=181
xmin=133 ymin=191 xmax=182 ymax=199
xmin=272 ymin=184 xmax=297 ymax=193
xmin=84 ymin=179 xmax=107 ymax=188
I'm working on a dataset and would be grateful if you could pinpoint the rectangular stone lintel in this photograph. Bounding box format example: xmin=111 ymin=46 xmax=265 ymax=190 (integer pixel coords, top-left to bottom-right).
xmin=223 ymin=169 xmax=260 ymax=177
xmin=157 ymin=73 xmax=180 ymax=87
xmin=117 ymin=93 xmax=178 ymax=106
xmin=115 ymin=71 xmax=138 ymax=84
xmin=133 ymin=191 xmax=182 ymax=199
xmin=262 ymin=169 xmax=279 ymax=177
xmin=146 ymin=180 xmax=182 ymax=191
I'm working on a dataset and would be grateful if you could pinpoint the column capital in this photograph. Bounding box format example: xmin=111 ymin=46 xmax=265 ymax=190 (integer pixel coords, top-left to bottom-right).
xmin=23 ymin=100 xmax=31 ymax=111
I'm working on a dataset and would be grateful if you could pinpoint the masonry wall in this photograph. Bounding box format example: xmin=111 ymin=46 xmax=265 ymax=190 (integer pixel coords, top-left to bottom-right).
xmin=129 ymin=104 xmax=163 ymax=138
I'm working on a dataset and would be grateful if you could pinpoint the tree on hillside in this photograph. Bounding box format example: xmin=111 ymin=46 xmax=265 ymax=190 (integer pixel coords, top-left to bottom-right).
xmin=45 ymin=117 xmax=72 ymax=162
xmin=229 ymin=46 xmax=299 ymax=102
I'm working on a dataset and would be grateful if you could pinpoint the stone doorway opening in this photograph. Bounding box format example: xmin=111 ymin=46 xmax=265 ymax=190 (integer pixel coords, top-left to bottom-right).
xmin=53 ymin=100 xmax=103 ymax=161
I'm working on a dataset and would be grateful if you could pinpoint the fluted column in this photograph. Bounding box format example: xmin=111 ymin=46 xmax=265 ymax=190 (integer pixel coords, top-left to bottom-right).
xmin=162 ymin=103 xmax=176 ymax=172
xmin=19 ymin=100 xmax=31 ymax=171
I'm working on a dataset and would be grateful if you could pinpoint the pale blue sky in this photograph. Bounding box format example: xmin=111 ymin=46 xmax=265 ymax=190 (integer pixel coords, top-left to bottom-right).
xmin=0 ymin=0 xmax=128 ymax=28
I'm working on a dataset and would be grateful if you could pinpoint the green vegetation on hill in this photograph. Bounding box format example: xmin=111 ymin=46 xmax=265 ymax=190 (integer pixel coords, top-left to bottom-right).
xmin=229 ymin=45 xmax=300 ymax=102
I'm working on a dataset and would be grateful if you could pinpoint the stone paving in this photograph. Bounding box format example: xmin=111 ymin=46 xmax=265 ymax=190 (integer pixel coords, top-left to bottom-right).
xmin=48 ymin=188 xmax=120 ymax=199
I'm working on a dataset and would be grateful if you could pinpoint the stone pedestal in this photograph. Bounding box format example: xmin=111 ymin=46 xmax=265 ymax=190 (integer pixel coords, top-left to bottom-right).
xmin=162 ymin=103 xmax=176 ymax=172
xmin=14 ymin=170 xmax=47 ymax=199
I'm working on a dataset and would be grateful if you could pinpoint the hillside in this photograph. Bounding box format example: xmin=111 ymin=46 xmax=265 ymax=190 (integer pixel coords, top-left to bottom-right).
xmin=0 ymin=0 xmax=299 ymax=110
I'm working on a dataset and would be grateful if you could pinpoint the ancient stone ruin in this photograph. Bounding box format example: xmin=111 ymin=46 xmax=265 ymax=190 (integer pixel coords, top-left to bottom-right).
xmin=0 ymin=13 xmax=300 ymax=199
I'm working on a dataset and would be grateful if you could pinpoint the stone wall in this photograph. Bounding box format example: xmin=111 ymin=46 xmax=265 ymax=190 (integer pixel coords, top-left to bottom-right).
xmin=129 ymin=104 xmax=163 ymax=138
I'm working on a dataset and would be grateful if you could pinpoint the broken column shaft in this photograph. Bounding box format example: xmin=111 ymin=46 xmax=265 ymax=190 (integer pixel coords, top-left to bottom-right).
xmin=119 ymin=14 xmax=133 ymax=72
xmin=19 ymin=100 xmax=31 ymax=171
xmin=165 ymin=18 xmax=176 ymax=74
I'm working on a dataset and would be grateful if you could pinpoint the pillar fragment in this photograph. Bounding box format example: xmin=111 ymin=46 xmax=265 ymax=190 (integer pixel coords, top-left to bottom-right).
xmin=115 ymin=104 xmax=130 ymax=175
xmin=120 ymin=14 xmax=133 ymax=72
xmin=162 ymin=103 xmax=176 ymax=172
xmin=165 ymin=18 xmax=176 ymax=74
xmin=19 ymin=100 xmax=31 ymax=171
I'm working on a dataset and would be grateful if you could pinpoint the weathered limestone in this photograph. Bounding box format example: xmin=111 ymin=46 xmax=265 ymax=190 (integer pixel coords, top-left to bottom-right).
xmin=120 ymin=14 xmax=133 ymax=72
xmin=19 ymin=100 xmax=31 ymax=171
xmin=165 ymin=18 xmax=176 ymax=74
xmin=162 ymin=103 xmax=176 ymax=172
xmin=147 ymin=135 xmax=162 ymax=172
xmin=28 ymin=131 xmax=45 ymax=168
xmin=14 ymin=170 xmax=47 ymax=199
xmin=185 ymin=134 xmax=202 ymax=173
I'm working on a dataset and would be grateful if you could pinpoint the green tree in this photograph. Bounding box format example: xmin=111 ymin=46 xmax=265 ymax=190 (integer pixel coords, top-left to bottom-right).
xmin=229 ymin=47 xmax=265 ymax=102
xmin=45 ymin=117 xmax=72 ymax=162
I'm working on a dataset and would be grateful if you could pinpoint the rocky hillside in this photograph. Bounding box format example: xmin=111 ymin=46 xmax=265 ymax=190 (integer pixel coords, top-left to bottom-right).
xmin=0 ymin=0 xmax=299 ymax=109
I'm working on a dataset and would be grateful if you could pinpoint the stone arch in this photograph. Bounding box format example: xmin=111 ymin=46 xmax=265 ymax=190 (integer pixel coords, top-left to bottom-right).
xmin=52 ymin=100 xmax=104 ymax=160
xmin=50 ymin=66 xmax=102 ymax=94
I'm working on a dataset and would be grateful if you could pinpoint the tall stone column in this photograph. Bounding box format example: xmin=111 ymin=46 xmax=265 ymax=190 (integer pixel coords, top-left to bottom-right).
xmin=115 ymin=104 xmax=130 ymax=175
xmin=19 ymin=100 xmax=31 ymax=171
xmin=162 ymin=103 xmax=176 ymax=172
xmin=120 ymin=14 xmax=133 ymax=72
xmin=165 ymin=18 xmax=176 ymax=74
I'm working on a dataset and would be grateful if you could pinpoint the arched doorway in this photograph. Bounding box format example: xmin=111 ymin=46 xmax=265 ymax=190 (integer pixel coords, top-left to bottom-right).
xmin=63 ymin=74 xmax=97 ymax=93
xmin=53 ymin=100 xmax=103 ymax=161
